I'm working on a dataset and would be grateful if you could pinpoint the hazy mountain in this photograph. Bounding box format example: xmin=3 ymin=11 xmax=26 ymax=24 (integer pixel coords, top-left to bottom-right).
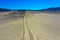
xmin=0 ymin=7 xmax=60 ymax=12
xmin=0 ymin=8 xmax=11 ymax=12
xmin=40 ymin=7 xmax=60 ymax=11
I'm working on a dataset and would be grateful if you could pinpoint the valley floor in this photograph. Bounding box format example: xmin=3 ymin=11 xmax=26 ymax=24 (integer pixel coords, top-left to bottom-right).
xmin=0 ymin=12 xmax=60 ymax=40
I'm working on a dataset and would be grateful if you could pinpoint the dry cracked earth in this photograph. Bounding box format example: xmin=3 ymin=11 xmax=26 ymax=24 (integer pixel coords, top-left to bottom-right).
xmin=0 ymin=11 xmax=60 ymax=40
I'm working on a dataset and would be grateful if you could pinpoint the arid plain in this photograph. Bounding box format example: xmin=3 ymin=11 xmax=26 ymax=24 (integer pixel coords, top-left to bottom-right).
xmin=0 ymin=11 xmax=60 ymax=40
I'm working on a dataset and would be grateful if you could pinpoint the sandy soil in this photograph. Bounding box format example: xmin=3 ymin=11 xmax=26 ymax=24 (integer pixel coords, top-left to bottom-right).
xmin=0 ymin=12 xmax=24 ymax=40
xmin=24 ymin=12 xmax=60 ymax=40
xmin=0 ymin=11 xmax=60 ymax=40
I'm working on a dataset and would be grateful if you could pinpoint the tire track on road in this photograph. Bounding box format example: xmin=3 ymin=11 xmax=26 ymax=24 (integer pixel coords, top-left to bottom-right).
xmin=23 ymin=14 xmax=34 ymax=40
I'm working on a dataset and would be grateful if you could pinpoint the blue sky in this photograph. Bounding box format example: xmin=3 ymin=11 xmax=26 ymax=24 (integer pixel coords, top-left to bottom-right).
xmin=0 ymin=0 xmax=60 ymax=10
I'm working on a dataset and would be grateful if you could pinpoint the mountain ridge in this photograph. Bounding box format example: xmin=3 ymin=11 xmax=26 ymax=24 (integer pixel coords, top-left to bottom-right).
xmin=0 ymin=7 xmax=60 ymax=12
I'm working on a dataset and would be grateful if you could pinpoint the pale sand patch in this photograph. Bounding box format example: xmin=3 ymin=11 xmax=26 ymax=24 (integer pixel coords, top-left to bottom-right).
xmin=0 ymin=18 xmax=23 ymax=40
xmin=24 ymin=12 xmax=60 ymax=40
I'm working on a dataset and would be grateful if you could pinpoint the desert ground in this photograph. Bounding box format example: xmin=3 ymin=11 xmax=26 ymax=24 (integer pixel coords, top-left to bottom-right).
xmin=0 ymin=11 xmax=60 ymax=40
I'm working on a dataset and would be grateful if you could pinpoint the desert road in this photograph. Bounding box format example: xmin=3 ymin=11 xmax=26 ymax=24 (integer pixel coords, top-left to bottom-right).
xmin=0 ymin=11 xmax=60 ymax=40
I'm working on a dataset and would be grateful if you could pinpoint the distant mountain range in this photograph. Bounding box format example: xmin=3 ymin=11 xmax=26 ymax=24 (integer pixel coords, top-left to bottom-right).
xmin=0 ymin=7 xmax=60 ymax=12
xmin=0 ymin=8 xmax=11 ymax=12
xmin=40 ymin=7 xmax=60 ymax=11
